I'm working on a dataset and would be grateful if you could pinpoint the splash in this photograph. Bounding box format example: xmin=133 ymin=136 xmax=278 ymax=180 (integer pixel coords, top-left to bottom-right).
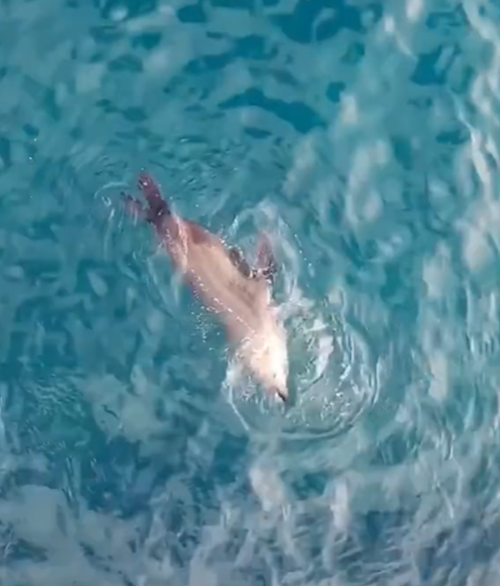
xmin=224 ymin=202 xmax=377 ymax=441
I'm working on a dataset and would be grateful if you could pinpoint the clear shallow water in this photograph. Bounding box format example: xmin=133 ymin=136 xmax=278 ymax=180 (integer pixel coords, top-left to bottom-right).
xmin=1 ymin=0 xmax=500 ymax=584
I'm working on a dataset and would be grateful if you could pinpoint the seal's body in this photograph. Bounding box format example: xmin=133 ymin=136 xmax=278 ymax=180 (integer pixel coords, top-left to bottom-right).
xmin=124 ymin=173 xmax=289 ymax=402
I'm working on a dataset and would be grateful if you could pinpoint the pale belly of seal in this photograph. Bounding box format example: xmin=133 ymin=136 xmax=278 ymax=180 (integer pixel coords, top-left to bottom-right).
xmin=181 ymin=240 xmax=268 ymax=340
xmin=182 ymin=241 xmax=289 ymax=399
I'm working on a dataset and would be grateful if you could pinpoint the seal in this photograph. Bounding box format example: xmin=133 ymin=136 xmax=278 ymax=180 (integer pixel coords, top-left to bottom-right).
xmin=123 ymin=173 xmax=289 ymax=403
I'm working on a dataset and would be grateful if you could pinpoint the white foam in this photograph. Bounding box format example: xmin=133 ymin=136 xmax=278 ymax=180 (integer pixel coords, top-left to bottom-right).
xmin=422 ymin=243 xmax=452 ymax=300
xmin=428 ymin=350 xmax=450 ymax=402
xmin=283 ymin=134 xmax=319 ymax=198
xmin=249 ymin=460 xmax=288 ymax=513
xmin=462 ymin=224 xmax=493 ymax=273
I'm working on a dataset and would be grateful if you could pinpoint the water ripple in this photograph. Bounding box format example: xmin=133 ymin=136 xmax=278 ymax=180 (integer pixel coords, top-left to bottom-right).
xmin=2 ymin=0 xmax=500 ymax=585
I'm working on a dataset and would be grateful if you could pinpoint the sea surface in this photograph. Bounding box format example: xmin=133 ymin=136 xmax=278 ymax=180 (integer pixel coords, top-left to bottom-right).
xmin=0 ymin=0 xmax=499 ymax=584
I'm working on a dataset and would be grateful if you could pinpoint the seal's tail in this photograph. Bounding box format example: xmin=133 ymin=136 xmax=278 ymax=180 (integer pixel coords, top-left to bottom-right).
xmin=122 ymin=173 xmax=170 ymax=226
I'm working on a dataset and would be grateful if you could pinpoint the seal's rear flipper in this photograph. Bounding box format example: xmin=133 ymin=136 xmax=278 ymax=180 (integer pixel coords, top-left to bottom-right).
xmin=138 ymin=173 xmax=170 ymax=221
xmin=123 ymin=173 xmax=170 ymax=227
xmin=255 ymin=233 xmax=277 ymax=283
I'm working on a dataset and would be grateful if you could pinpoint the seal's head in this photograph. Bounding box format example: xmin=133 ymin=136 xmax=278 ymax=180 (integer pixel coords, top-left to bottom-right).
xmin=242 ymin=329 xmax=289 ymax=403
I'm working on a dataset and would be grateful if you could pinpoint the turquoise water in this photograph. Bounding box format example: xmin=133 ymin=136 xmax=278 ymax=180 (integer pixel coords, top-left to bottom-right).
xmin=1 ymin=0 xmax=500 ymax=583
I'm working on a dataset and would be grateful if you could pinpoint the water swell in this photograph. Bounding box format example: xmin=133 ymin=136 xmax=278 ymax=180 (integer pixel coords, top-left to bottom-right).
xmin=1 ymin=0 xmax=500 ymax=584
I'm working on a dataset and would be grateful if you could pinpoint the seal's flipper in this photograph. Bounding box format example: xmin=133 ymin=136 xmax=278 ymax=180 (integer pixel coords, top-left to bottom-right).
xmin=228 ymin=246 xmax=253 ymax=278
xmin=255 ymin=233 xmax=277 ymax=283
xmin=123 ymin=173 xmax=170 ymax=228
xmin=138 ymin=173 xmax=170 ymax=221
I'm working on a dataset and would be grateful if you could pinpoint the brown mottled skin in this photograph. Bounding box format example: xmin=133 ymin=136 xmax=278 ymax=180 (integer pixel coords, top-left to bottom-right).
xmin=123 ymin=173 xmax=289 ymax=402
